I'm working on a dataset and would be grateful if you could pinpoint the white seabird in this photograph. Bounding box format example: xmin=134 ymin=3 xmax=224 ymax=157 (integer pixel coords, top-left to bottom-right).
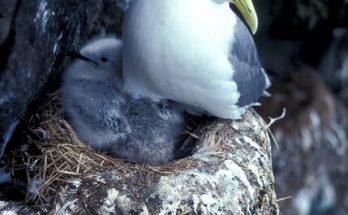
xmin=122 ymin=0 xmax=269 ymax=119
xmin=61 ymin=37 xmax=185 ymax=165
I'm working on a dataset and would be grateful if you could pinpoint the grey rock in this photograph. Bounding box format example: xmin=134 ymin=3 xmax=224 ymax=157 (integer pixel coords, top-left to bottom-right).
xmin=0 ymin=0 xmax=17 ymax=45
xmin=0 ymin=0 xmax=124 ymax=158
xmin=254 ymin=0 xmax=348 ymax=70
xmin=319 ymin=28 xmax=348 ymax=105
xmin=257 ymin=69 xmax=348 ymax=215
xmin=0 ymin=201 xmax=39 ymax=215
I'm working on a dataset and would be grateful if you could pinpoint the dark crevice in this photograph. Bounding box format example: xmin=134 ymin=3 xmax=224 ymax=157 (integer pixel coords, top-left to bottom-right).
xmin=0 ymin=0 xmax=22 ymax=73
xmin=0 ymin=30 xmax=16 ymax=73
xmin=0 ymin=183 xmax=26 ymax=201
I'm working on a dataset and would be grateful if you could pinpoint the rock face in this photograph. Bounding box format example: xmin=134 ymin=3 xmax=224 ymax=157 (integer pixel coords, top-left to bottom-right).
xmin=253 ymin=2 xmax=348 ymax=213
xmin=319 ymin=29 xmax=348 ymax=105
xmin=254 ymin=0 xmax=348 ymax=77
xmin=256 ymin=68 xmax=348 ymax=215
xmin=0 ymin=0 xmax=125 ymax=157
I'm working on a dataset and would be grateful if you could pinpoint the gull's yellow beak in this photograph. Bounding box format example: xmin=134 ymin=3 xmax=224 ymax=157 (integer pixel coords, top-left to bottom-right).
xmin=230 ymin=0 xmax=258 ymax=34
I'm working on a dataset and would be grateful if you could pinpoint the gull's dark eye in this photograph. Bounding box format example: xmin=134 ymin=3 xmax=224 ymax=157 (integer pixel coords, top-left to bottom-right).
xmin=100 ymin=57 xmax=108 ymax=62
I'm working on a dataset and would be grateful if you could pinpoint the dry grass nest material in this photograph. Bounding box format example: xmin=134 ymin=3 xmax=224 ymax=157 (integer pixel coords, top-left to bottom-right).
xmin=9 ymin=91 xmax=244 ymax=206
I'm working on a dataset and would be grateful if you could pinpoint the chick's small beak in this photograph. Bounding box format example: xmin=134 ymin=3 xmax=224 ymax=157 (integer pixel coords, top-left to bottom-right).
xmin=67 ymin=51 xmax=99 ymax=66
xmin=230 ymin=0 xmax=258 ymax=34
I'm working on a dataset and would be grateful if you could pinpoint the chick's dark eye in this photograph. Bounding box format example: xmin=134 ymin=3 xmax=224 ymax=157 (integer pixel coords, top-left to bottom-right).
xmin=100 ymin=57 xmax=108 ymax=62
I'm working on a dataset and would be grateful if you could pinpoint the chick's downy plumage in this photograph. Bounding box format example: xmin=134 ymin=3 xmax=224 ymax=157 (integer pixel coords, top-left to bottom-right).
xmin=61 ymin=37 xmax=184 ymax=165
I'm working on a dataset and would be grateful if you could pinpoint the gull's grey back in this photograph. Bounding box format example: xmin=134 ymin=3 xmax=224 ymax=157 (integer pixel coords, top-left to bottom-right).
xmin=229 ymin=16 xmax=268 ymax=107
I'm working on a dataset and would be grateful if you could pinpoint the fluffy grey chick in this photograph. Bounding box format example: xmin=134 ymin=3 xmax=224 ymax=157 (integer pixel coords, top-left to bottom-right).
xmin=60 ymin=37 xmax=184 ymax=165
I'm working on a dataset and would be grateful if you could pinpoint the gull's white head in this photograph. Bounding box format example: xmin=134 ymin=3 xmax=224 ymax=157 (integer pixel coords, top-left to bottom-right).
xmin=79 ymin=37 xmax=122 ymax=71
xmin=212 ymin=0 xmax=258 ymax=34
xmin=212 ymin=0 xmax=229 ymax=3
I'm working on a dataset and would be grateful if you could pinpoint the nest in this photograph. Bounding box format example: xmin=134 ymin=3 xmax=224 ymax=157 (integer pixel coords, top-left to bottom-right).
xmin=5 ymin=91 xmax=278 ymax=214
xmin=8 ymin=91 xmax=203 ymax=208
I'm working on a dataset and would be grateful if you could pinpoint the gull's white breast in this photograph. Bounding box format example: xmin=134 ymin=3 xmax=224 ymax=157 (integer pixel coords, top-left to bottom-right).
xmin=123 ymin=0 xmax=239 ymax=112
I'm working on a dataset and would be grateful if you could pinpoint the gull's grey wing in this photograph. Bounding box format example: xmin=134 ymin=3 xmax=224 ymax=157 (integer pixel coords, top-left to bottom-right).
xmin=228 ymin=16 xmax=267 ymax=107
